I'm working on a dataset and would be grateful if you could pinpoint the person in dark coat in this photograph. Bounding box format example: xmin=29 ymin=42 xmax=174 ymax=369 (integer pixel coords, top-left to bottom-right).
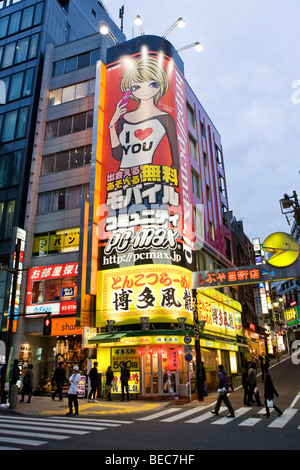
xmin=88 ymin=362 xmax=98 ymax=402
xmin=20 ymin=364 xmax=33 ymax=403
xmin=263 ymin=373 xmax=283 ymax=417
xmin=52 ymin=361 xmax=66 ymax=401
xmin=106 ymin=366 xmax=114 ymax=401
xmin=11 ymin=359 xmax=20 ymax=385
xmin=211 ymin=365 xmax=235 ymax=418
xmin=120 ymin=362 xmax=130 ymax=402
xmin=242 ymin=365 xmax=250 ymax=406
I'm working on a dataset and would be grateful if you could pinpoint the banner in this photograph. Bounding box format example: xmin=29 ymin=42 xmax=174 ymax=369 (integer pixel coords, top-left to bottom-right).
xmin=97 ymin=36 xmax=195 ymax=273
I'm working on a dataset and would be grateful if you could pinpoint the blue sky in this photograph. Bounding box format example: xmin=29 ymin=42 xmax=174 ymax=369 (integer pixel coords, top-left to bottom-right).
xmin=105 ymin=0 xmax=300 ymax=243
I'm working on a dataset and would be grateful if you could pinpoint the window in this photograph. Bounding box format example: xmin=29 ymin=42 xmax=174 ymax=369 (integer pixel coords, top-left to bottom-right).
xmin=3 ymin=199 xmax=15 ymax=238
xmin=21 ymin=5 xmax=34 ymax=30
xmin=8 ymin=11 xmax=21 ymax=35
xmin=15 ymin=36 xmax=29 ymax=63
xmin=209 ymin=221 xmax=215 ymax=241
xmin=38 ymin=185 xmax=89 ymax=214
xmin=33 ymin=227 xmax=80 ymax=256
xmin=41 ymin=154 xmax=55 ymax=175
xmin=49 ymin=79 xmax=95 ymax=107
xmin=192 ymin=170 xmax=201 ymax=199
xmin=187 ymin=103 xmax=195 ymax=128
xmin=8 ymin=71 xmax=23 ymax=101
xmin=1 ymin=109 xmax=18 ymax=142
xmin=41 ymin=145 xmax=92 ymax=174
xmin=189 ymin=135 xmax=198 ymax=162
xmin=32 ymin=277 xmax=77 ymax=304
xmin=45 ymin=112 xmax=94 ymax=140
xmin=201 ymin=122 xmax=206 ymax=139
xmin=0 ymin=15 xmax=9 ymax=38
xmin=55 ymin=151 xmax=69 ymax=172
xmin=52 ymin=49 xmax=101 ymax=76
xmin=206 ymin=184 xmax=211 ymax=202
xmin=78 ymin=52 xmax=90 ymax=69
xmin=216 ymin=145 xmax=223 ymax=165
xmin=15 ymin=106 xmax=28 ymax=138
xmin=2 ymin=42 xmax=15 ymax=68
xmin=2 ymin=3 xmax=43 ymax=36
xmin=0 ymin=33 xmax=39 ymax=69
xmin=219 ymin=174 xmax=227 ymax=197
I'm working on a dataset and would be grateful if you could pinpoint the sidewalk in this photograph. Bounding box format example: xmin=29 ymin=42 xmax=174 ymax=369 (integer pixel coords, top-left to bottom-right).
xmin=0 ymin=371 xmax=246 ymax=417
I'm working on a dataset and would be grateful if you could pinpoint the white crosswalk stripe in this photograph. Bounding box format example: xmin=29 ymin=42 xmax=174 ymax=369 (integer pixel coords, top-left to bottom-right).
xmin=0 ymin=415 xmax=133 ymax=450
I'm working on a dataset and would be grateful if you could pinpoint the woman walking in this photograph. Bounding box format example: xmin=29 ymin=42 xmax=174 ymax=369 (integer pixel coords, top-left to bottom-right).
xmin=211 ymin=365 xmax=235 ymax=418
xmin=263 ymin=373 xmax=283 ymax=417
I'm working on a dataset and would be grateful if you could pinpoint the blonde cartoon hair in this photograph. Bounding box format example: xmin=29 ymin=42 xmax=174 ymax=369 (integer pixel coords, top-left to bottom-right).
xmin=120 ymin=56 xmax=169 ymax=107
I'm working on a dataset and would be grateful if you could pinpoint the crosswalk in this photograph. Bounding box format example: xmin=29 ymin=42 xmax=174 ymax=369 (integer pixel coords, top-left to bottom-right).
xmin=136 ymin=404 xmax=299 ymax=429
xmin=0 ymin=415 xmax=133 ymax=450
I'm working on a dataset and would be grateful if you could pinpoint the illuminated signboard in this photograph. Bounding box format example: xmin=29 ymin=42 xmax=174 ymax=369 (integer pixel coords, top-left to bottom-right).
xmin=25 ymin=262 xmax=78 ymax=317
xmin=285 ymin=307 xmax=299 ymax=325
xmin=96 ymin=36 xmax=195 ymax=273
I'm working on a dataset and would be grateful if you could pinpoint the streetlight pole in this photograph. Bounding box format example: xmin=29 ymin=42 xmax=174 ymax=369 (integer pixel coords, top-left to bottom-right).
xmin=192 ymin=288 xmax=206 ymax=401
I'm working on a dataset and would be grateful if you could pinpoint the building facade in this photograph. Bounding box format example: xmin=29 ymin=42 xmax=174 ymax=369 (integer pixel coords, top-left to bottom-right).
xmin=4 ymin=6 xmax=246 ymax=399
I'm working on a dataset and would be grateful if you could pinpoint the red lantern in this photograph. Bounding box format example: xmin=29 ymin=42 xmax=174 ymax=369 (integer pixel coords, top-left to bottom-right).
xmin=148 ymin=346 xmax=154 ymax=355
xmin=158 ymin=346 xmax=164 ymax=355
xmin=167 ymin=348 xmax=180 ymax=370
xmin=138 ymin=347 xmax=144 ymax=356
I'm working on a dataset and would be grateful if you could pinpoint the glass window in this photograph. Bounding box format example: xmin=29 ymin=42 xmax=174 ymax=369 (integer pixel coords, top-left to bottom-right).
xmin=8 ymin=11 xmax=21 ymax=35
xmin=0 ymin=15 xmax=9 ymax=38
xmin=41 ymin=154 xmax=55 ymax=175
xmin=45 ymin=279 xmax=61 ymax=302
xmin=2 ymin=42 xmax=15 ymax=68
xmin=10 ymin=149 xmax=21 ymax=185
xmin=88 ymin=79 xmax=95 ymax=95
xmin=0 ymin=76 xmax=9 ymax=104
xmin=189 ymin=135 xmax=198 ymax=162
xmin=70 ymin=147 xmax=83 ymax=168
xmin=8 ymin=71 xmax=23 ymax=101
xmin=82 ymin=184 xmax=90 ymax=202
xmin=46 ymin=120 xmax=58 ymax=139
xmin=33 ymin=2 xmax=43 ymax=25
xmin=0 ymin=154 xmax=10 ymax=188
xmin=58 ymin=116 xmax=72 ymax=136
xmin=53 ymin=60 xmax=64 ymax=77
xmin=55 ymin=151 xmax=69 ymax=172
xmin=61 ymin=277 xmax=77 ymax=299
xmin=62 ymin=84 xmax=75 ymax=103
xmin=0 ymin=46 xmax=3 ymax=67
xmin=84 ymin=145 xmax=92 ymax=165
xmin=1 ymin=109 xmax=17 ymax=142
xmin=15 ymin=37 xmax=29 ymax=63
xmin=90 ymin=48 xmax=100 ymax=65
xmin=75 ymin=81 xmax=88 ymax=100
xmin=65 ymin=56 xmax=77 ymax=73
xmin=86 ymin=110 xmax=93 ymax=128
xmin=21 ymin=6 xmax=34 ymax=30
xmin=22 ymin=68 xmax=34 ymax=96
xmin=67 ymin=186 xmax=81 ymax=209
xmin=32 ymin=281 xmax=45 ymax=303
xmin=52 ymin=189 xmax=66 ymax=211
xmin=28 ymin=33 xmax=39 ymax=59
xmin=38 ymin=192 xmax=51 ymax=214
xmin=78 ymin=52 xmax=90 ymax=69
xmin=3 ymin=199 xmax=15 ymax=238
xmin=49 ymin=88 xmax=62 ymax=106
xmin=15 ymin=107 xmax=28 ymax=138
xmin=73 ymin=112 xmax=86 ymax=133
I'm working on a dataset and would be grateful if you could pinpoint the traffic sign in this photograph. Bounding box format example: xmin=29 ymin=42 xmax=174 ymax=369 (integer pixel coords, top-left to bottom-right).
xmin=185 ymin=353 xmax=193 ymax=362
xmin=184 ymin=335 xmax=192 ymax=344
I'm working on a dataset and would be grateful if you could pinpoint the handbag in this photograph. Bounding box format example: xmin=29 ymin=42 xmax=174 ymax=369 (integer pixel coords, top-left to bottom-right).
xmin=266 ymin=399 xmax=273 ymax=408
xmin=226 ymin=382 xmax=234 ymax=393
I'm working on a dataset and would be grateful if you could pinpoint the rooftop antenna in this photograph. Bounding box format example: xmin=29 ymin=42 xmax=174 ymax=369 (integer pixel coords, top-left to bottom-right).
xmin=119 ymin=5 xmax=124 ymax=33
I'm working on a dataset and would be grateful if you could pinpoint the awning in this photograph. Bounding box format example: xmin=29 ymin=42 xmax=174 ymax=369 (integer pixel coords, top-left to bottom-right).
xmin=87 ymin=333 xmax=127 ymax=344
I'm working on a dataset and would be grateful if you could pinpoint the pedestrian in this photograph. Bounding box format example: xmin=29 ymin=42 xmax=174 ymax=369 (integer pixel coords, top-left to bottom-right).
xmin=120 ymin=362 xmax=130 ymax=402
xmin=51 ymin=361 xmax=66 ymax=401
xmin=263 ymin=373 xmax=283 ymax=417
xmin=106 ymin=366 xmax=114 ymax=401
xmin=66 ymin=365 xmax=81 ymax=416
xmin=242 ymin=365 xmax=250 ymax=406
xmin=259 ymin=354 xmax=269 ymax=382
xmin=88 ymin=361 xmax=98 ymax=402
xmin=247 ymin=362 xmax=263 ymax=406
xmin=11 ymin=359 xmax=20 ymax=385
xmin=20 ymin=364 xmax=33 ymax=403
xmin=211 ymin=365 xmax=235 ymax=418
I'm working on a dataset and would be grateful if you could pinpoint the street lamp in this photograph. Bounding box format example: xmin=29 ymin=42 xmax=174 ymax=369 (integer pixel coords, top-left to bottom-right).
xmin=134 ymin=15 xmax=145 ymax=36
xmin=279 ymin=191 xmax=300 ymax=233
xmin=162 ymin=17 xmax=186 ymax=38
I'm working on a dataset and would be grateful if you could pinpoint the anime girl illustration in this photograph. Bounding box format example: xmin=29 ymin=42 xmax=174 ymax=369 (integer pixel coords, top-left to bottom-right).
xmin=108 ymin=56 xmax=179 ymax=170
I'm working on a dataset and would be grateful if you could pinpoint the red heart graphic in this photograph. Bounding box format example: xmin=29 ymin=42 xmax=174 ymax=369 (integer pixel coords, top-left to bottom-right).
xmin=134 ymin=128 xmax=153 ymax=141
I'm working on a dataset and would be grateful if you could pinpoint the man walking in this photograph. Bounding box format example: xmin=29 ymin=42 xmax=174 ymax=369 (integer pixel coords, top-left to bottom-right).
xmin=120 ymin=362 xmax=130 ymax=402
xmin=88 ymin=361 xmax=98 ymax=402
xmin=211 ymin=365 xmax=235 ymax=418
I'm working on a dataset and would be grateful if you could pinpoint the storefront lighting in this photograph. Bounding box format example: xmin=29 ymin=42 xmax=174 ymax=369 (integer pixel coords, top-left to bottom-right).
xmin=148 ymin=346 xmax=154 ymax=355
xmin=138 ymin=347 xmax=145 ymax=356
xmin=162 ymin=17 xmax=186 ymax=38
xmin=99 ymin=23 xmax=119 ymax=44
xmin=176 ymin=42 xmax=203 ymax=53
xmin=157 ymin=346 xmax=164 ymax=355
xmin=177 ymin=346 xmax=184 ymax=355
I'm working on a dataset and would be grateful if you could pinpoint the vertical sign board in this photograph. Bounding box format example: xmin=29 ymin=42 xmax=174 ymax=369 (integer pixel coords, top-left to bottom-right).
xmin=95 ymin=36 xmax=195 ymax=327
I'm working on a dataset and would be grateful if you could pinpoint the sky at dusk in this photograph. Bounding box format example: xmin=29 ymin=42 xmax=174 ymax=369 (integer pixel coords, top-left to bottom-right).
xmin=104 ymin=0 xmax=300 ymax=244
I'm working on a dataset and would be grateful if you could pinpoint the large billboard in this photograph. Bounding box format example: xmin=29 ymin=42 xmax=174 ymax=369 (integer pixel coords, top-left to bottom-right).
xmin=97 ymin=36 xmax=195 ymax=273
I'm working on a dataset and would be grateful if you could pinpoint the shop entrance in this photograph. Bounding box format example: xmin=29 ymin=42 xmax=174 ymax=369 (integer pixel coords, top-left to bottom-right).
xmin=140 ymin=347 xmax=183 ymax=397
